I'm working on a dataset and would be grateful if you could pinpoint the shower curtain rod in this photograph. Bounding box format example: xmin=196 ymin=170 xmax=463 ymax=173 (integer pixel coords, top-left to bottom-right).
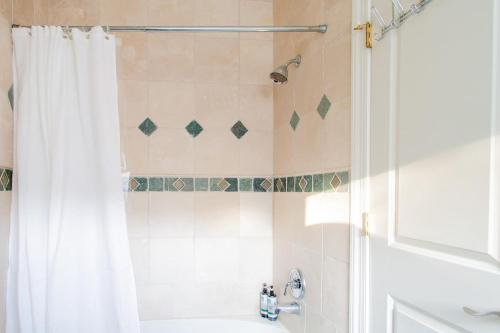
xmin=12 ymin=24 xmax=328 ymax=33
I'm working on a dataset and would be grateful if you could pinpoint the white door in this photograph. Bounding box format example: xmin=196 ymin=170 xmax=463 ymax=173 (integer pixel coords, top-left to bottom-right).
xmin=368 ymin=0 xmax=500 ymax=332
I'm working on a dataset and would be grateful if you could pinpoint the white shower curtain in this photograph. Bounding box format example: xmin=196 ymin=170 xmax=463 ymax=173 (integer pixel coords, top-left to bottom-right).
xmin=7 ymin=26 xmax=140 ymax=333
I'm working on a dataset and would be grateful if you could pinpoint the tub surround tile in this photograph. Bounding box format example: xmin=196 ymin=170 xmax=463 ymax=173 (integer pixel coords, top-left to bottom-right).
xmin=194 ymin=177 xmax=209 ymax=191
xmin=209 ymin=177 xmax=228 ymax=192
xmin=210 ymin=177 xmax=238 ymax=192
xmin=224 ymin=177 xmax=238 ymax=192
xmin=185 ymin=120 xmax=204 ymax=138
xmin=147 ymin=34 xmax=195 ymax=82
xmin=181 ymin=178 xmax=195 ymax=192
xmin=166 ymin=177 xmax=194 ymax=192
xmin=230 ymin=120 xmax=248 ymax=139
xmin=239 ymin=178 xmax=253 ymax=192
xmin=294 ymin=175 xmax=313 ymax=193
xmin=294 ymin=176 xmax=303 ymax=192
xmin=289 ymin=111 xmax=300 ymax=131
xmin=138 ymin=117 xmax=158 ymax=136
xmin=273 ymin=177 xmax=286 ymax=192
xmin=324 ymin=172 xmax=347 ymax=192
xmin=8 ymin=85 xmax=13 ymax=111
xmin=0 ymin=168 xmax=12 ymax=191
xmin=150 ymin=238 xmax=195 ymax=283
xmin=239 ymin=193 xmax=273 ymax=237
xmin=1 ymin=170 xmax=349 ymax=194
xmin=253 ymin=177 xmax=273 ymax=192
xmin=129 ymin=177 xmax=148 ymax=192
xmin=147 ymin=0 xmax=195 ymax=26
xmin=148 ymin=177 xmax=164 ymax=192
xmin=149 ymin=192 xmax=195 ymax=238
xmin=125 ymin=193 xmax=149 ymax=239
xmin=313 ymin=174 xmax=324 ymax=192
xmin=286 ymin=176 xmax=295 ymax=193
xmin=317 ymin=94 xmax=332 ymax=120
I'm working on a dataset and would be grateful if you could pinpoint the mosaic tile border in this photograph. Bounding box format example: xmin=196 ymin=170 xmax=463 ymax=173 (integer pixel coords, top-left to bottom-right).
xmin=0 ymin=169 xmax=348 ymax=193
xmin=126 ymin=171 xmax=349 ymax=193
xmin=274 ymin=171 xmax=349 ymax=193
xmin=0 ymin=168 xmax=13 ymax=191
xmin=126 ymin=176 xmax=274 ymax=193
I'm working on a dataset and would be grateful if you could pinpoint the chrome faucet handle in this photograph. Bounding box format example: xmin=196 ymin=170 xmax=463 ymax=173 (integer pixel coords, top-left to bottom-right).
xmin=283 ymin=281 xmax=294 ymax=296
xmin=463 ymin=307 xmax=500 ymax=318
xmin=283 ymin=268 xmax=305 ymax=299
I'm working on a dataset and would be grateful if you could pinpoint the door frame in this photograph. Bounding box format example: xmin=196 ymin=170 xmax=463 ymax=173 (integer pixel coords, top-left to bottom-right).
xmin=349 ymin=0 xmax=371 ymax=331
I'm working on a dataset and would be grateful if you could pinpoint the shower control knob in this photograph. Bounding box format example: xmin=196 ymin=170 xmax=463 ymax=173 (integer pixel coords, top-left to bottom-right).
xmin=283 ymin=268 xmax=305 ymax=300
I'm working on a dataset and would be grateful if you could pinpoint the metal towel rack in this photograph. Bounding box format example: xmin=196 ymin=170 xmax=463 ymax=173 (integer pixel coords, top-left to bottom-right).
xmin=372 ymin=0 xmax=433 ymax=41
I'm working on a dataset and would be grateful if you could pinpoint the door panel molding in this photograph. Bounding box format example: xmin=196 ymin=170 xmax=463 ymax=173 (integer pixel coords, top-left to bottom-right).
xmin=488 ymin=0 xmax=500 ymax=264
xmin=387 ymin=296 xmax=471 ymax=333
xmin=384 ymin=2 xmax=500 ymax=274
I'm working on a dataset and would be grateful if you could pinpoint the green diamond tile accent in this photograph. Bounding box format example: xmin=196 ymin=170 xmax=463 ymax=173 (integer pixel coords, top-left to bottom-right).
xmin=338 ymin=171 xmax=349 ymax=185
xmin=195 ymin=178 xmax=208 ymax=191
xmin=148 ymin=177 xmax=164 ymax=191
xmin=289 ymin=111 xmax=300 ymax=131
xmin=317 ymin=95 xmax=332 ymax=119
xmin=331 ymin=174 xmax=342 ymax=190
xmin=295 ymin=176 xmax=303 ymax=192
xmin=294 ymin=175 xmax=312 ymax=192
xmin=165 ymin=177 xmax=177 ymax=191
xmin=5 ymin=169 xmax=12 ymax=191
xmin=172 ymin=178 xmax=186 ymax=191
xmin=336 ymin=171 xmax=350 ymax=192
xmin=280 ymin=177 xmax=287 ymax=191
xmin=185 ymin=120 xmax=203 ymax=138
xmin=3 ymin=170 xmax=348 ymax=193
xmin=303 ymin=175 xmax=312 ymax=192
xmin=231 ymin=121 xmax=248 ymax=139
xmin=210 ymin=178 xmax=231 ymax=191
xmin=323 ymin=173 xmax=334 ymax=192
xmin=313 ymin=174 xmax=324 ymax=192
xmin=299 ymin=176 xmax=307 ymax=191
xmin=0 ymin=169 xmax=7 ymax=191
xmin=128 ymin=178 xmax=139 ymax=191
xmin=8 ymin=85 xmax=14 ymax=111
xmin=261 ymin=178 xmax=273 ymax=192
xmin=224 ymin=178 xmax=238 ymax=192
xmin=0 ymin=168 xmax=13 ymax=191
xmin=254 ymin=177 xmax=272 ymax=192
xmin=129 ymin=177 xmax=147 ymax=192
xmin=138 ymin=117 xmax=157 ymax=136
xmin=274 ymin=177 xmax=286 ymax=192
xmin=286 ymin=177 xmax=295 ymax=192
xmin=253 ymin=178 xmax=266 ymax=192
xmin=239 ymin=178 xmax=253 ymax=192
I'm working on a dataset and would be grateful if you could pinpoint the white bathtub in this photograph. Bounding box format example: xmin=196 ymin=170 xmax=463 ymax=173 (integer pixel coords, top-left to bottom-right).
xmin=140 ymin=316 xmax=289 ymax=333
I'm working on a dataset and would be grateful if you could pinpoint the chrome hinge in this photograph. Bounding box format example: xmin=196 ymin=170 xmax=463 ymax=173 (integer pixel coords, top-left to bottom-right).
xmin=354 ymin=22 xmax=373 ymax=49
xmin=362 ymin=212 xmax=369 ymax=237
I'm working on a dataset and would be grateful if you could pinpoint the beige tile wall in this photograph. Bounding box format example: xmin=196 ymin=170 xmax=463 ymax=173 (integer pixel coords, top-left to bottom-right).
xmin=11 ymin=0 xmax=275 ymax=321
xmin=7 ymin=0 xmax=353 ymax=329
xmin=273 ymin=0 xmax=351 ymax=332
xmin=0 ymin=0 xmax=12 ymax=331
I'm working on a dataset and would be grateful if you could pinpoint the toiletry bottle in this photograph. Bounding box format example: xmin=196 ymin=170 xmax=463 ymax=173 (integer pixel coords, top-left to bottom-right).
xmin=267 ymin=285 xmax=278 ymax=321
xmin=260 ymin=283 xmax=269 ymax=318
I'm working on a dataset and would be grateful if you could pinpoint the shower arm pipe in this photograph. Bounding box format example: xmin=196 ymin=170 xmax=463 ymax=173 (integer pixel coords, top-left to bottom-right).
xmin=285 ymin=55 xmax=301 ymax=67
xmin=12 ymin=24 xmax=328 ymax=33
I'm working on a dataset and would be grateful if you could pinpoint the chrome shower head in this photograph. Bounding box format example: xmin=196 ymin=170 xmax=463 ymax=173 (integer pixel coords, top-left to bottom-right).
xmin=270 ymin=55 xmax=301 ymax=85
